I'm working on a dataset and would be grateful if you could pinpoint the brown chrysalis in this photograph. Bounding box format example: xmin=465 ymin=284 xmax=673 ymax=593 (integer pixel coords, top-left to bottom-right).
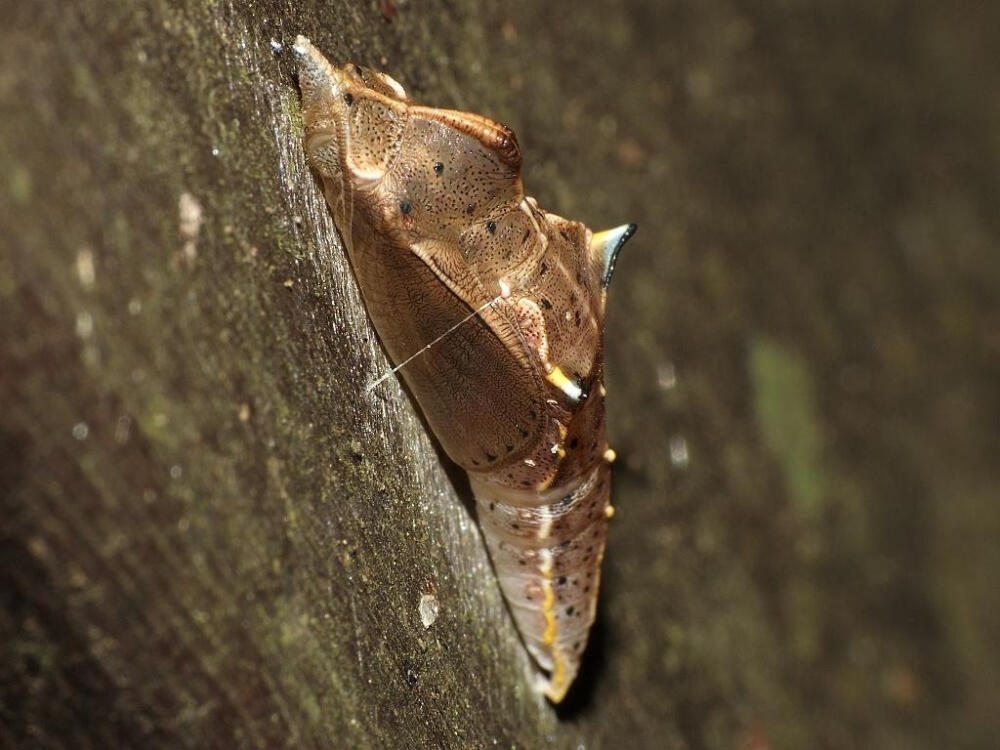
xmin=294 ymin=36 xmax=635 ymax=703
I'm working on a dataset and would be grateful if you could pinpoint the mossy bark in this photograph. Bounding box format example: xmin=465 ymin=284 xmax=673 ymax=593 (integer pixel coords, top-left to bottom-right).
xmin=2 ymin=1 xmax=999 ymax=748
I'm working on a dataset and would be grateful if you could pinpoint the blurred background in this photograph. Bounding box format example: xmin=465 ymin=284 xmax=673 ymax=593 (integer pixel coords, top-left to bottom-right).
xmin=2 ymin=1 xmax=998 ymax=748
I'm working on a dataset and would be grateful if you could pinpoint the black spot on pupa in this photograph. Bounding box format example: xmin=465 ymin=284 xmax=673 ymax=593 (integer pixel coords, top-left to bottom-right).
xmin=489 ymin=502 xmax=495 ymax=511
xmin=566 ymin=606 xmax=575 ymax=616
xmin=522 ymin=229 xmax=531 ymax=243
xmin=574 ymin=311 xmax=582 ymax=327
xmin=399 ymin=201 xmax=412 ymax=214
xmin=433 ymin=162 xmax=444 ymax=175
xmin=511 ymin=523 xmax=519 ymax=530
xmin=505 ymin=444 xmax=514 ymax=453
xmin=344 ymin=93 xmax=354 ymax=105
xmin=519 ymin=428 xmax=529 ymax=438
xmin=465 ymin=203 xmax=475 ymax=215
xmin=485 ymin=452 xmax=496 ymax=461
xmin=568 ymin=437 xmax=579 ymax=450
xmin=574 ymin=641 xmax=582 ymax=651
xmin=540 ymin=261 xmax=548 ymax=274
xmin=486 ymin=221 xmax=497 ymax=234
xmin=541 ymin=298 xmax=552 ymax=310
xmin=354 ymin=64 xmax=364 ymax=75
xmin=557 ymin=576 xmax=567 ymax=586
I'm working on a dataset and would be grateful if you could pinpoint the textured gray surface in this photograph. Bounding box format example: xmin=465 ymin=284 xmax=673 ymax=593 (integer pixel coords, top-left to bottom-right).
xmin=2 ymin=1 xmax=999 ymax=748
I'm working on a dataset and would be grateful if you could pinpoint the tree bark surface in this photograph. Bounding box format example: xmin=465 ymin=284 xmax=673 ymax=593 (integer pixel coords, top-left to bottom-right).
xmin=2 ymin=2 xmax=999 ymax=748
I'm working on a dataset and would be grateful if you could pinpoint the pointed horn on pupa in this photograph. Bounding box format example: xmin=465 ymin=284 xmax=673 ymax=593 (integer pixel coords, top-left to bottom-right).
xmin=292 ymin=36 xmax=340 ymax=112
xmin=591 ymin=223 xmax=637 ymax=289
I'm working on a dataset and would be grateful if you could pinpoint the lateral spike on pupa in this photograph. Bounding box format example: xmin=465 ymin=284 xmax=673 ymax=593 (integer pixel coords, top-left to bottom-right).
xmin=591 ymin=223 xmax=637 ymax=289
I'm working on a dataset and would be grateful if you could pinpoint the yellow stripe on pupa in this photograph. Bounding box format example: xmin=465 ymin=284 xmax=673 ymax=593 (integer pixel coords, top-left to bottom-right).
xmin=545 ymin=366 xmax=583 ymax=403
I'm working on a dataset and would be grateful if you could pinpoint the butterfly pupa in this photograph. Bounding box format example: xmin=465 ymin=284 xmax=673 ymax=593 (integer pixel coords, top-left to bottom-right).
xmin=294 ymin=36 xmax=635 ymax=703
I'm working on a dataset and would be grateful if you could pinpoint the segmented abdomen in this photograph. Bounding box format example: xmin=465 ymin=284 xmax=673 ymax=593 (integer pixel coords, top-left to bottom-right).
xmin=471 ymin=462 xmax=612 ymax=702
